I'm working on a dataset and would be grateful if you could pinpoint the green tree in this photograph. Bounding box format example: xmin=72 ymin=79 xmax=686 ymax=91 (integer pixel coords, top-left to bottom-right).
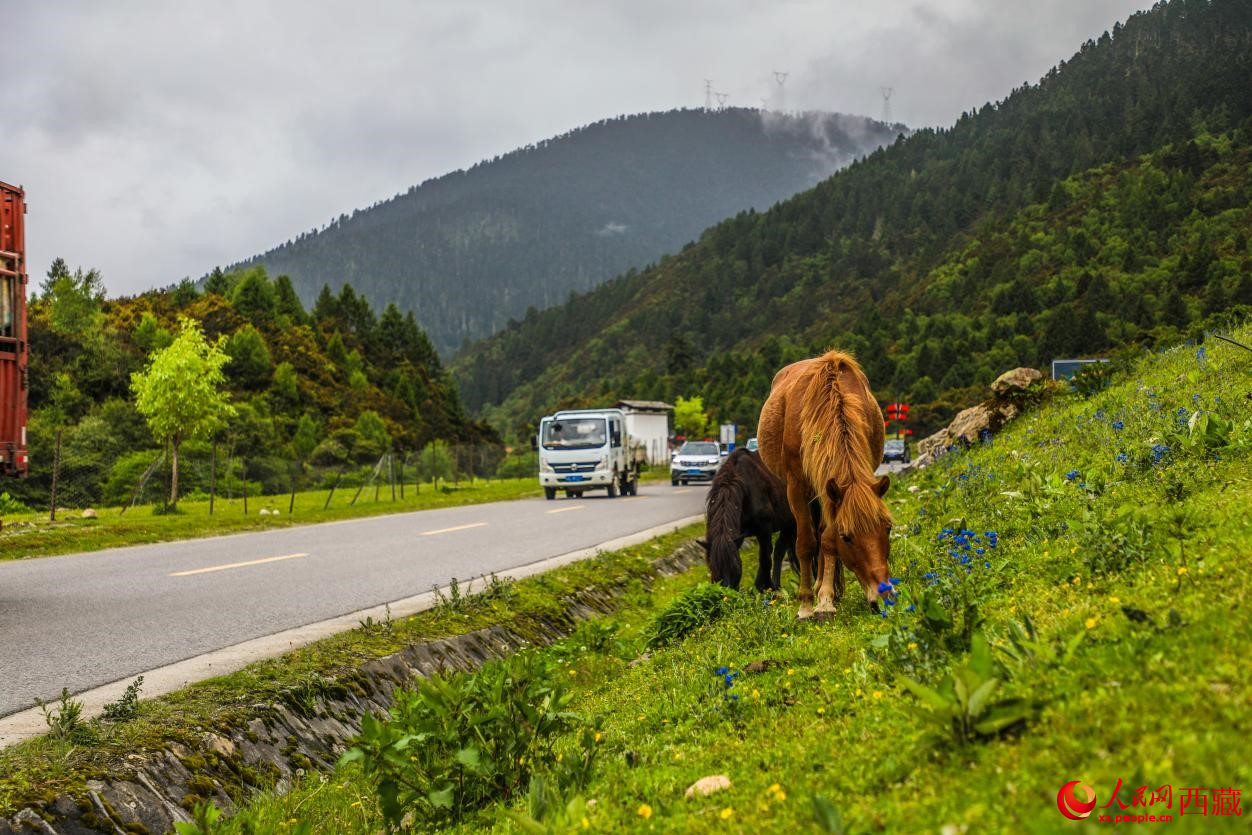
xmin=417 ymin=440 xmax=454 ymax=486
xmin=353 ymin=410 xmax=391 ymax=462
xmin=130 ymin=318 xmax=235 ymax=507
xmin=292 ymin=414 xmax=319 ymax=463
xmin=134 ymin=312 xmax=173 ymax=353
xmin=42 ymin=262 xmax=105 ymax=341
xmin=673 ymin=395 xmax=710 ymax=439
xmin=224 ymin=325 xmax=273 ymax=389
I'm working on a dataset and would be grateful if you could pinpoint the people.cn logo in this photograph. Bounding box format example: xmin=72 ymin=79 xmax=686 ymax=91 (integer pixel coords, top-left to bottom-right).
xmin=1058 ymin=780 xmax=1098 ymax=820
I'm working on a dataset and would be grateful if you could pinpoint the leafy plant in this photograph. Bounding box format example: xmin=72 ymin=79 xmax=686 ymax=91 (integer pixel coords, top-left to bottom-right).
xmin=101 ymin=676 xmax=144 ymax=722
xmin=1071 ymin=363 xmax=1114 ymax=397
xmin=996 ymin=616 xmax=1085 ymax=675
xmin=0 ymin=491 xmax=32 ymax=514
xmin=642 ymin=582 xmax=734 ymax=649
xmin=1072 ymin=501 xmax=1158 ymax=575
xmin=36 ymin=687 xmax=96 ymax=744
xmin=503 ymin=775 xmax=594 ymax=835
xmin=358 ymin=604 xmax=395 ymax=637
xmin=811 ymin=793 xmax=846 ymax=834
xmin=340 ymin=652 xmax=581 ymax=828
xmin=900 ymin=632 xmax=1034 ymax=745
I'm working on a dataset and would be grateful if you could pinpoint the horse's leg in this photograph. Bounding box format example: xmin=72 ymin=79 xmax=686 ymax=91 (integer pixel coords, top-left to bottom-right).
xmin=754 ymin=533 xmax=773 ymax=593
xmin=833 ymin=557 xmax=845 ymax=603
xmin=787 ymin=482 xmax=817 ymax=619
xmin=815 ymin=538 xmax=839 ymax=617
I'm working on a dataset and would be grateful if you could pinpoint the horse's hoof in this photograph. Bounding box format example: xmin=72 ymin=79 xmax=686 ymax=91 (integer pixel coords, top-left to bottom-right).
xmin=797 ymin=606 xmax=815 ymax=620
xmin=811 ymin=608 xmax=838 ymax=624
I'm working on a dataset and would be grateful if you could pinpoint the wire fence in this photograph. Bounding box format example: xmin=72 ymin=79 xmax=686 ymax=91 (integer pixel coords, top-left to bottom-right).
xmin=12 ymin=436 xmax=516 ymax=519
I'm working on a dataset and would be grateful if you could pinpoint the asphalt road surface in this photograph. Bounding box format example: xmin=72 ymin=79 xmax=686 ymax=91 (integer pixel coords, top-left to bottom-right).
xmin=0 ymin=484 xmax=708 ymax=718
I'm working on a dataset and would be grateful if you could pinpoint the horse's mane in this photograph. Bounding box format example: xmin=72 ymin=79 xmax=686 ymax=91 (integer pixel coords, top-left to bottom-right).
xmin=706 ymin=464 xmax=744 ymax=543
xmin=798 ymin=350 xmax=891 ymax=534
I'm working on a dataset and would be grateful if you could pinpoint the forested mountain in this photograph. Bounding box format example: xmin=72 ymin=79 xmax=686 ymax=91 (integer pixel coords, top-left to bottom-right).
xmin=453 ymin=0 xmax=1252 ymax=440
xmin=227 ymin=109 xmax=901 ymax=355
xmin=12 ymin=264 xmax=498 ymax=510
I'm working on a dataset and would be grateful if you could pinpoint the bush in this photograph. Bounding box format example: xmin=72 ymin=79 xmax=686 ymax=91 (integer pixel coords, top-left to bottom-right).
xmin=643 ymin=582 xmax=735 ymax=649
xmin=495 ymin=450 xmax=537 ymax=480
xmin=341 ymin=652 xmax=582 ymax=828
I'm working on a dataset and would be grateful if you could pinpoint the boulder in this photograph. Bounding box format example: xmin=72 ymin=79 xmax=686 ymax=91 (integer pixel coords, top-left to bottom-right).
xmin=80 ymin=508 xmax=97 ymax=519
xmin=947 ymin=404 xmax=994 ymax=445
xmin=917 ymin=428 xmax=953 ymax=459
xmin=685 ymin=774 xmax=732 ymax=798
xmin=991 ymin=367 xmax=1043 ymax=397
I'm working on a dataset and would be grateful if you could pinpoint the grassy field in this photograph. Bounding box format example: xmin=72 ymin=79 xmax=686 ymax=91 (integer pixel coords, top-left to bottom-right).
xmin=0 ymin=477 xmax=540 ymax=561
xmin=194 ymin=326 xmax=1252 ymax=834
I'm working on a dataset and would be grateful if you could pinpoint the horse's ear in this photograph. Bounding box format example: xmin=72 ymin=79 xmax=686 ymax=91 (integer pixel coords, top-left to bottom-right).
xmin=697 ymin=538 xmax=709 ymax=551
xmin=875 ymin=475 xmax=890 ymax=497
xmin=825 ymin=479 xmax=842 ymax=507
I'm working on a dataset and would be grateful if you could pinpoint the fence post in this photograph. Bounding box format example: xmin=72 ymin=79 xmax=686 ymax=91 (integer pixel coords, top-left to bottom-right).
xmin=242 ymin=458 xmax=248 ymax=515
xmin=209 ymin=442 xmax=217 ymax=515
xmin=289 ymin=462 xmax=298 ymax=515
xmin=324 ymin=467 xmax=344 ymax=510
xmin=398 ymin=453 xmax=405 ymax=500
xmin=49 ymin=429 xmax=63 ymax=521
xmin=390 ymin=452 xmax=397 ymax=502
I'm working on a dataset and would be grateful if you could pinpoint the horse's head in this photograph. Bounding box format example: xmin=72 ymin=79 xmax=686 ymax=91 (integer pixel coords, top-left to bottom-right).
xmin=822 ymin=475 xmax=892 ymax=606
xmin=697 ymin=536 xmax=744 ymax=590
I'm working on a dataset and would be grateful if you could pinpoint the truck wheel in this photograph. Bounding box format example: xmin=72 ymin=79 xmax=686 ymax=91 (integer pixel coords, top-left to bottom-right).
xmin=627 ymin=479 xmax=637 ymax=496
xmin=544 ymin=487 xmax=556 ymax=501
xmin=607 ymin=478 xmax=618 ymax=498
xmin=670 ymin=476 xmax=679 ymax=486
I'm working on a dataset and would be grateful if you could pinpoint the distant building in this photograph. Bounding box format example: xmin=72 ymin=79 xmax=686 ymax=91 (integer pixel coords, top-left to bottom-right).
xmin=616 ymin=400 xmax=673 ymax=465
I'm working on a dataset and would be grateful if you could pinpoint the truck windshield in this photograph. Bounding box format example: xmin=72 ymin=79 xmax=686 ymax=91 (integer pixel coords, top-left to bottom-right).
xmin=543 ymin=418 xmax=607 ymax=450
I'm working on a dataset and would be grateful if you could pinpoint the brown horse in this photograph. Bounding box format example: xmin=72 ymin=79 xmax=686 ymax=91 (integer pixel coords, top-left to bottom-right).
xmin=757 ymin=350 xmax=892 ymax=619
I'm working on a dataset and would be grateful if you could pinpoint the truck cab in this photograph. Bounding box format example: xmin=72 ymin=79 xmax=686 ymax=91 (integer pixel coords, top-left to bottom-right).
xmin=538 ymin=408 xmax=639 ymax=500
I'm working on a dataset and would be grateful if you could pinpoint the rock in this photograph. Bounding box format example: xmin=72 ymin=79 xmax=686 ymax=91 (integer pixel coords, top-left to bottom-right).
xmin=907 ymin=485 xmax=920 ymax=494
xmin=259 ymin=508 xmax=271 ymax=516
xmin=991 ymin=367 xmax=1043 ymax=397
xmin=744 ymin=659 xmax=779 ymax=674
xmin=917 ymin=428 xmax=953 ymax=459
xmin=204 ymin=732 xmax=235 ymax=758
xmin=947 ymin=404 xmax=994 ymax=445
xmin=685 ymin=774 xmax=732 ymax=798
xmin=80 ymin=508 xmax=97 ymax=519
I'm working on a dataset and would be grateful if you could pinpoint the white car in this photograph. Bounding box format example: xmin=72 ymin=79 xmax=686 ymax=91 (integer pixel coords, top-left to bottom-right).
xmin=670 ymin=441 xmax=722 ymax=485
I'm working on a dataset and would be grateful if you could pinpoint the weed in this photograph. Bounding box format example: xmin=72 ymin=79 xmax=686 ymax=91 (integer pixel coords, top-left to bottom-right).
xmin=357 ymin=605 xmax=394 ymax=637
xmin=36 ymin=688 xmax=97 ymax=745
xmin=101 ymin=676 xmax=144 ymax=723
xmin=642 ymin=582 xmax=734 ymax=649
xmin=811 ymin=793 xmax=846 ymax=834
xmin=900 ymin=632 xmax=1035 ymax=746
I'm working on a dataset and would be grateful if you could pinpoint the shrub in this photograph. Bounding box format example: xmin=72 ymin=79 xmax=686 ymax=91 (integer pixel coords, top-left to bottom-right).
xmin=341 ymin=652 xmax=582 ymax=827
xmin=643 ymin=582 xmax=735 ymax=649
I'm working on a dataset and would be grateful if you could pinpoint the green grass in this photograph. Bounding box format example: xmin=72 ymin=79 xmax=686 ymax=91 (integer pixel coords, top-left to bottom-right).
xmin=201 ymin=326 xmax=1252 ymax=833
xmin=0 ymin=477 xmax=540 ymax=561
xmin=0 ymin=523 xmax=700 ymax=817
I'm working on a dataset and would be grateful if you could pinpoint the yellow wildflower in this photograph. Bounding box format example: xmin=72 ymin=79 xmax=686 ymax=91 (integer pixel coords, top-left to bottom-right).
xmin=1086 ymin=617 xmax=1098 ymax=629
xmin=720 ymin=808 xmax=734 ymax=820
xmin=1109 ymin=596 xmax=1120 ymax=605
xmin=1177 ymin=566 xmax=1189 ymax=575
xmin=638 ymin=804 xmax=653 ymax=819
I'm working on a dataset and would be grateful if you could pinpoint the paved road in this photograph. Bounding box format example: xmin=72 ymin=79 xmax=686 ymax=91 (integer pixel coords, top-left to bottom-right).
xmin=0 ymin=484 xmax=708 ymax=718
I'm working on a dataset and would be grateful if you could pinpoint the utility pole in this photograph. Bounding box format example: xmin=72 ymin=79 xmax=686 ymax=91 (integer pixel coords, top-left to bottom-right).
xmin=772 ymin=70 xmax=789 ymax=112
xmin=881 ymin=86 xmax=894 ymax=124
xmin=704 ymin=79 xmax=714 ymax=110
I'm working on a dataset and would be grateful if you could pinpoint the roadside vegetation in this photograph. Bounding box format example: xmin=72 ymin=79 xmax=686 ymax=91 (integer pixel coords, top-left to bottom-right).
xmin=0 ymin=527 xmax=699 ymax=817
xmin=158 ymin=324 xmax=1251 ymax=833
xmin=0 ymin=476 xmax=540 ymax=561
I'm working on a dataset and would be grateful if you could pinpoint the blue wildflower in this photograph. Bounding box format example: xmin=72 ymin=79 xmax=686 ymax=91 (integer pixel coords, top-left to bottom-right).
xmin=905 ymin=604 xmax=916 ymax=613
xmin=1112 ymin=420 xmax=1124 ymax=430
xmin=984 ymin=561 xmax=992 ymax=569
xmin=884 ymin=597 xmax=896 ymax=606
xmin=724 ymin=674 xmax=735 ymax=686
xmin=877 ymin=580 xmax=895 ymax=594
xmin=976 ymin=548 xmax=985 ymax=555
xmin=958 ymin=555 xmax=972 ymax=565
xmin=1065 ymin=469 xmax=1080 ymax=481
xmin=890 ymin=577 xmax=901 ymax=585
xmin=1196 ymin=347 xmax=1207 ymax=362
xmin=1116 ymin=452 xmax=1128 ymax=463
xmin=715 ymin=666 xmax=729 ymax=676
xmin=1152 ymin=444 xmax=1169 ymax=465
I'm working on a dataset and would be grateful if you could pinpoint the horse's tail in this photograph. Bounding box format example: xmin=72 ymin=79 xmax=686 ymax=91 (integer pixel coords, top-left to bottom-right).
xmin=799 ymin=351 xmax=883 ymax=532
xmin=705 ymin=469 xmax=745 ymax=589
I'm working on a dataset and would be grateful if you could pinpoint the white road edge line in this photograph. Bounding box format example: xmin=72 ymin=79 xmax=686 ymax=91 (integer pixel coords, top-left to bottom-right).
xmin=169 ymin=553 xmax=308 ymax=577
xmin=0 ymin=513 xmax=704 ymax=749
xmin=545 ymin=505 xmax=585 ymax=514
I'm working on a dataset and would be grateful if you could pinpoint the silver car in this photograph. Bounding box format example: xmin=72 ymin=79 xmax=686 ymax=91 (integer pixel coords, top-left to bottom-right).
xmin=671 ymin=441 xmax=722 ymax=485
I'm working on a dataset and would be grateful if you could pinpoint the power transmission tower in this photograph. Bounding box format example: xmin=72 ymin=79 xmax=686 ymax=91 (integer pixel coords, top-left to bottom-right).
xmin=704 ymin=79 xmax=714 ymax=110
xmin=760 ymin=97 xmax=770 ymax=112
xmin=772 ymin=70 xmax=789 ymax=112
xmin=881 ymin=86 xmax=894 ymax=123
xmin=715 ymin=92 xmax=729 ymax=109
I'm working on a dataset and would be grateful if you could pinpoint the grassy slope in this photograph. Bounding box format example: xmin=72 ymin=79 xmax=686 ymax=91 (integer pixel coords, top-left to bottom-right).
xmin=0 ymin=477 xmax=539 ymax=561
xmin=210 ymin=325 xmax=1252 ymax=833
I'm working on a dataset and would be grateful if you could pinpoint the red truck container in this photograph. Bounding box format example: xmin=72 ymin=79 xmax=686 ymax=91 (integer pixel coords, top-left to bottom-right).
xmin=0 ymin=181 xmax=28 ymax=476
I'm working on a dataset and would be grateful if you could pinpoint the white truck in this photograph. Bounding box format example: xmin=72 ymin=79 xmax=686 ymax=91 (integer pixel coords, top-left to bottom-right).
xmin=538 ymin=408 xmax=641 ymax=500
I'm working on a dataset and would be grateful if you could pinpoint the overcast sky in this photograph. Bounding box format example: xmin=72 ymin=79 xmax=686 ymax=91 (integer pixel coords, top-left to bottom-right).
xmin=4 ymin=0 xmax=1150 ymax=296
